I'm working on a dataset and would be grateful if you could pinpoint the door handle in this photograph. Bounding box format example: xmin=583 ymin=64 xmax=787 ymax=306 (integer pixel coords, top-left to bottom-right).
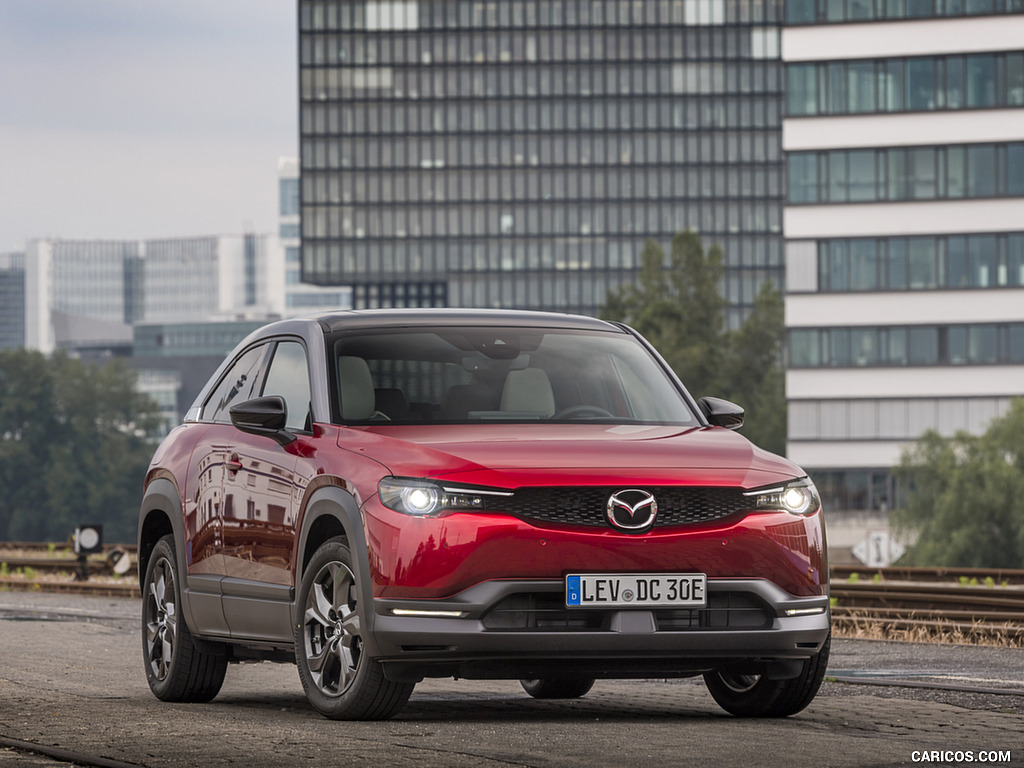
xmin=226 ymin=454 xmax=243 ymax=474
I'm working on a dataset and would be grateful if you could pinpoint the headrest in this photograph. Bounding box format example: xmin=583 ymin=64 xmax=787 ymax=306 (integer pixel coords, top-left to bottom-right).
xmin=500 ymin=368 xmax=555 ymax=417
xmin=338 ymin=356 xmax=375 ymax=421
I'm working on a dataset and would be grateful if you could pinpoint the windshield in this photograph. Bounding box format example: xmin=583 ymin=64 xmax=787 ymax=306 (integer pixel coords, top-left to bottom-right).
xmin=330 ymin=326 xmax=697 ymax=426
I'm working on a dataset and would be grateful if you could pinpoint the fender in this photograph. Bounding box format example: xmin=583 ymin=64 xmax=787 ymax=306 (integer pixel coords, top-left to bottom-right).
xmin=137 ymin=476 xmax=229 ymax=638
xmin=293 ymin=484 xmax=383 ymax=658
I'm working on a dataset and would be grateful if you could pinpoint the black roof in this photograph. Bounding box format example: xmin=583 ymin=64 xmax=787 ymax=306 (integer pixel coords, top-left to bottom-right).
xmin=312 ymin=308 xmax=623 ymax=334
xmin=226 ymin=309 xmax=627 ymax=358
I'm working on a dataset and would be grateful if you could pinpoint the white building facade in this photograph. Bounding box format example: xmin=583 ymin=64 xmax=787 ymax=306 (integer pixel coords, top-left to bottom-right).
xmin=782 ymin=4 xmax=1024 ymax=523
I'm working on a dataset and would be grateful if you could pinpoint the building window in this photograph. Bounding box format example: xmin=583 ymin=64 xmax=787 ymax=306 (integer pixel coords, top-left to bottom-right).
xmin=813 ymin=233 xmax=1024 ymax=292
xmin=786 ymin=52 xmax=1023 ymax=116
xmin=788 ymin=323 xmax=1024 ymax=368
xmin=786 ymin=0 xmax=1024 ymax=24
xmin=789 ymin=398 xmax=1016 ymax=447
xmin=280 ymin=178 xmax=300 ymax=216
xmin=787 ymin=142 xmax=1024 ymax=204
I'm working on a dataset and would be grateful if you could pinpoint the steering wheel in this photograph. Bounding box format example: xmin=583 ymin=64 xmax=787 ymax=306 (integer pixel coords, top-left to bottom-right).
xmin=552 ymin=404 xmax=614 ymax=420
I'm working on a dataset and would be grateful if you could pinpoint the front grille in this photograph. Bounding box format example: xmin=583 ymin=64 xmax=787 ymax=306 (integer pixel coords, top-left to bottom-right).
xmin=499 ymin=486 xmax=750 ymax=529
xmin=481 ymin=592 xmax=773 ymax=632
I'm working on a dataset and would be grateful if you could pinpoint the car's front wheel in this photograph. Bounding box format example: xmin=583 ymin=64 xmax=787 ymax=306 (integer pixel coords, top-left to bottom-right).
xmin=142 ymin=534 xmax=227 ymax=702
xmin=520 ymin=676 xmax=595 ymax=699
xmin=703 ymin=633 xmax=830 ymax=717
xmin=295 ymin=537 xmax=414 ymax=720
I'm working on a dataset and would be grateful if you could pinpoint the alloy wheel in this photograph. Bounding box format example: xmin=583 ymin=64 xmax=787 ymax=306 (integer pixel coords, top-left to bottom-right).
xmin=302 ymin=560 xmax=362 ymax=697
xmin=144 ymin=556 xmax=177 ymax=681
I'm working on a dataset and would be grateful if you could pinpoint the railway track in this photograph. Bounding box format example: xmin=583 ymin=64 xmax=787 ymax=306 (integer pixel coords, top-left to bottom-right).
xmin=2 ymin=545 xmax=1023 ymax=641
xmin=0 ymin=542 xmax=140 ymax=597
xmin=830 ymin=568 xmax=1024 ymax=642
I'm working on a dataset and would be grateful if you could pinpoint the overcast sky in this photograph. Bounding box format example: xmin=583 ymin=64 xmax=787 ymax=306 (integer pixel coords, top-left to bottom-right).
xmin=0 ymin=1 xmax=297 ymax=252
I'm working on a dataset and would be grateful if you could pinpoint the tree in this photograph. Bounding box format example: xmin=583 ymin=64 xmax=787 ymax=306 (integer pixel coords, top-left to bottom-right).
xmin=892 ymin=399 xmax=1024 ymax=568
xmin=719 ymin=281 xmax=786 ymax=455
xmin=602 ymin=231 xmax=728 ymax=398
xmin=601 ymin=231 xmax=786 ymax=453
xmin=0 ymin=349 xmax=160 ymax=543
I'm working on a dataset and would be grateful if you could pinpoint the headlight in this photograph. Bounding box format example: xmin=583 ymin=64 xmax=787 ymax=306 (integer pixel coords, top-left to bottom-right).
xmin=743 ymin=478 xmax=820 ymax=517
xmin=378 ymin=478 xmax=512 ymax=516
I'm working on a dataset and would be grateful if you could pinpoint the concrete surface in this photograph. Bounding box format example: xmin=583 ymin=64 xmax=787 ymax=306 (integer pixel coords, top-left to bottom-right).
xmin=1 ymin=593 xmax=1022 ymax=767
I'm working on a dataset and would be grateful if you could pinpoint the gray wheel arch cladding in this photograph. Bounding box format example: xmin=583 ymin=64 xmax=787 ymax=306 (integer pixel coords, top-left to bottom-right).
xmin=293 ymin=485 xmax=382 ymax=658
xmin=137 ymin=477 xmax=192 ymax=624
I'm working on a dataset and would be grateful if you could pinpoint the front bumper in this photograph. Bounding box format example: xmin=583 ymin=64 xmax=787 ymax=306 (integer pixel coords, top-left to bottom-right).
xmin=368 ymin=578 xmax=831 ymax=682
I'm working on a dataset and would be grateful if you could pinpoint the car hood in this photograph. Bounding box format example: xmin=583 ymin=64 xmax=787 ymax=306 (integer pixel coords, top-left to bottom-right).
xmin=339 ymin=423 xmax=803 ymax=489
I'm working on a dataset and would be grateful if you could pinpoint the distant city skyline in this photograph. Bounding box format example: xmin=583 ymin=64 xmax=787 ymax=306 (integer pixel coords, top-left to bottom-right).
xmin=0 ymin=1 xmax=296 ymax=251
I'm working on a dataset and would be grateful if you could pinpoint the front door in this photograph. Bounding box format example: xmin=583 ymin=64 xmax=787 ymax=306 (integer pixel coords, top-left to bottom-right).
xmin=220 ymin=340 xmax=312 ymax=588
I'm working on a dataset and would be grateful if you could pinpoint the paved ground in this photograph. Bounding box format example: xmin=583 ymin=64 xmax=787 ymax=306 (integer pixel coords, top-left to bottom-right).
xmin=0 ymin=592 xmax=1022 ymax=767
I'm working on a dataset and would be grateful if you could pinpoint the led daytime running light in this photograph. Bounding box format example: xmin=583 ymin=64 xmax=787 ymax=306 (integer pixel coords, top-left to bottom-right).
xmin=379 ymin=478 xmax=511 ymax=516
xmin=743 ymin=478 xmax=820 ymax=517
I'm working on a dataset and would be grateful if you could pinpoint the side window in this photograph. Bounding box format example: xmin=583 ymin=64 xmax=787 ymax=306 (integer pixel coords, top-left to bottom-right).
xmin=203 ymin=345 xmax=267 ymax=423
xmin=262 ymin=341 xmax=312 ymax=431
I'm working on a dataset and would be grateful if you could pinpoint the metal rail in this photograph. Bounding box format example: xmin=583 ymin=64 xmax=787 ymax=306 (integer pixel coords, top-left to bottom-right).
xmin=831 ymin=564 xmax=1024 ymax=585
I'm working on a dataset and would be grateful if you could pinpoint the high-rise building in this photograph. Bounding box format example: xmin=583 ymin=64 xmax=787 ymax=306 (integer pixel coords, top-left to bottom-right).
xmin=280 ymin=157 xmax=353 ymax=313
xmin=782 ymin=3 xmax=1024 ymax=537
xmin=298 ymin=0 xmax=786 ymax=326
xmin=23 ymin=235 xmax=285 ymax=354
xmin=24 ymin=239 xmax=138 ymax=353
xmin=0 ymin=252 xmax=26 ymax=350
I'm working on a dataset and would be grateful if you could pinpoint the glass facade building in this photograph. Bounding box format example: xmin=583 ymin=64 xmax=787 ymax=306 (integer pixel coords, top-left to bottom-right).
xmin=298 ymin=0 xmax=786 ymax=325
xmin=23 ymin=235 xmax=285 ymax=353
xmin=0 ymin=253 xmax=26 ymax=350
xmin=280 ymin=157 xmax=353 ymax=313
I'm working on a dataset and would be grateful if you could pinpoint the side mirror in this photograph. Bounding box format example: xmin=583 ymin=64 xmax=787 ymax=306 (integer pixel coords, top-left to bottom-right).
xmin=229 ymin=396 xmax=297 ymax=445
xmin=697 ymin=397 xmax=744 ymax=430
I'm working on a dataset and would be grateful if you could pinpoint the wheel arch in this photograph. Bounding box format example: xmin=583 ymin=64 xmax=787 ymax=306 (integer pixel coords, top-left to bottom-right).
xmin=137 ymin=476 xmax=187 ymax=590
xmin=293 ymin=484 xmax=380 ymax=655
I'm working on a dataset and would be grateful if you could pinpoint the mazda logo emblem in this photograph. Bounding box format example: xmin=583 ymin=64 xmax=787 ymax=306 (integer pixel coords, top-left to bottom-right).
xmin=606 ymin=489 xmax=658 ymax=531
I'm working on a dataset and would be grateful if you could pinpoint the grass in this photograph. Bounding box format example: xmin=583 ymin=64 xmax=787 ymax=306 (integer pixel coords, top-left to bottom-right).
xmin=833 ymin=612 xmax=1024 ymax=648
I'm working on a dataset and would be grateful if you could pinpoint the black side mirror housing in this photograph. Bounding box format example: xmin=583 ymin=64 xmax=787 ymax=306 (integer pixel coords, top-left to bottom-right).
xmin=697 ymin=396 xmax=745 ymax=430
xmin=229 ymin=396 xmax=297 ymax=445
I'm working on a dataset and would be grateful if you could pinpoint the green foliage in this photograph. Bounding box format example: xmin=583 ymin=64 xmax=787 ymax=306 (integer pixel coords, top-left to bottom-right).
xmin=892 ymin=399 xmax=1024 ymax=568
xmin=601 ymin=231 xmax=786 ymax=453
xmin=719 ymin=281 xmax=787 ymax=455
xmin=0 ymin=349 xmax=160 ymax=544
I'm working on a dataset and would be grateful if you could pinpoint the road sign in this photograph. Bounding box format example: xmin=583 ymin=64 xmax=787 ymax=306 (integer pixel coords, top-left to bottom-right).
xmin=852 ymin=531 xmax=906 ymax=568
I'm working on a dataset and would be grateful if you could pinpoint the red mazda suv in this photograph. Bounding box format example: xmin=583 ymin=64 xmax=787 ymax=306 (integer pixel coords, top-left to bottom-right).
xmin=137 ymin=309 xmax=830 ymax=720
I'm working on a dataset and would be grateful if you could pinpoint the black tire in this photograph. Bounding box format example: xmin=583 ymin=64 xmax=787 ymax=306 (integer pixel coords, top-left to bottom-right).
xmin=295 ymin=537 xmax=414 ymax=720
xmin=703 ymin=633 xmax=831 ymax=717
xmin=520 ymin=676 xmax=595 ymax=699
xmin=142 ymin=534 xmax=227 ymax=702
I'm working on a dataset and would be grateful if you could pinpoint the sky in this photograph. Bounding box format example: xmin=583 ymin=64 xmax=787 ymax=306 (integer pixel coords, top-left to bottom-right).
xmin=0 ymin=1 xmax=297 ymax=252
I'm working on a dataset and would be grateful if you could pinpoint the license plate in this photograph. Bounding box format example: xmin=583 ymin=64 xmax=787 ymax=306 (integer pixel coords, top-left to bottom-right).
xmin=565 ymin=573 xmax=707 ymax=608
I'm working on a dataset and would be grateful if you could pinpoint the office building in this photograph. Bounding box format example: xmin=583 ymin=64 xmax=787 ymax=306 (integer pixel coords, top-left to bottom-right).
xmin=298 ymin=0 xmax=786 ymax=326
xmin=280 ymin=157 xmax=353 ymax=314
xmin=23 ymin=235 xmax=285 ymax=354
xmin=0 ymin=252 xmax=26 ymax=350
xmin=782 ymin=3 xmax=1024 ymax=541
